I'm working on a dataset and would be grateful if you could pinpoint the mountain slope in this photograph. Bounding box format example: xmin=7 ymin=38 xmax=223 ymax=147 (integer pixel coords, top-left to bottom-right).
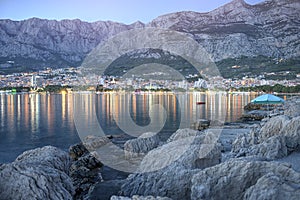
xmin=0 ymin=0 xmax=299 ymax=76
xmin=149 ymin=0 xmax=300 ymax=61
xmin=0 ymin=18 xmax=138 ymax=70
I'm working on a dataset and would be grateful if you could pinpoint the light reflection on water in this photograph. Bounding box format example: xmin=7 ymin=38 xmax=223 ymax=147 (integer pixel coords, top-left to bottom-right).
xmin=0 ymin=92 xmax=257 ymax=163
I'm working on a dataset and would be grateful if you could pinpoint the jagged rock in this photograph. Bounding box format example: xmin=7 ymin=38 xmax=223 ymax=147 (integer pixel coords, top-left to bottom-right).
xmin=244 ymin=103 xmax=262 ymax=111
xmin=284 ymin=97 xmax=300 ymax=118
xmin=111 ymin=195 xmax=172 ymax=200
xmin=69 ymin=143 xmax=89 ymax=160
xmin=191 ymin=161 xmax=300 ymax=200
xmin=122 ymin=167 xmax=200 ymax=200
xmin=241 ymin=110 xmax=269 ymax=121
xmin=167 ymin=128 xmax=199 ymax=143
xmin=190 ymin=119 xmax=210 ymax=131
xmin=69 ymin=135 xmax=109 ymax=199
xmin=82 ymin=135 xmax=111 ymax=151
xmin=15 ymin=145 xmax=72 ymax=172
xmin=275 ymin=150 xmax=300 ymax=173
xmin=0 ymin=146 xmax=74 ymax=200
xmin=280 ymin=116 xmax=300 ymax=152
xmin=231 ymin=125 xmax=260 ymax=155
xmin=69 ymin=153 xmax=103 ymax=190
xmin=244 ymin=173 xmax=300 ymax=200
xmin=258 ymin=115 xmax=290 ymax=141
xmin=124 ymin=132 xmax=161 ymax=159
xmin=232 ymin=134 xmax=286 ymax=160
xmin=248 ymin=135 xmax=288 ymax=160
xmin=138 ymin=131 xmax=221 ymax=173
xmin=69 ymin=135 xmax=110 ymax=161
xmin=232 ymin=113 xmax=300 ymax=160
xmin=121 ymin=131 xmax=221 ymax=199
xmin=210 ymin=120 xmax=224 ymax=127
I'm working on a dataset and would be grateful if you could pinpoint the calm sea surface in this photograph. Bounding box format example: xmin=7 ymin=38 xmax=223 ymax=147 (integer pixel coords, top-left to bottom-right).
xmin=0 ymin=92 xmax=263 ymax=163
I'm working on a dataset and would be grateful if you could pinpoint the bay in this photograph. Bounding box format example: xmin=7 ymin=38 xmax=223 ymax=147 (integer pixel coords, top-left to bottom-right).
xmin=0 ymin=92 xmax=257 ymax=163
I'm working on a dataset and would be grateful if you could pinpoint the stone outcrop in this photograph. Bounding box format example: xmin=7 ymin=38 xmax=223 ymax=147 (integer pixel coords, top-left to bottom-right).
xmin=121 ymin=167 xmax=199 ymax=200
xmin=111 ymin=195 xmax=172 ymax=200
xmin=191 ymin=160 xmax=300 ymax=200
xmin=190 ymin=119 xmax=210 ymax=131
xmin=124 ymin=132 xmax=161 ymax=159
xmin=243 ymin=173 xmax=300 ymax=200
xmin=284 ymin=97 xmax=300 ymax=118
xmin=69 ymin=135 xmax=111 ymax=199
xmin=82 ymin=135 xmax=111 ymax=152
xmin=167 ymin=128 xmax=199 ymax=143
xmin=232 ymin=106 xmax=300 ymax=160
xmin=258 ymin=115 xmax=290 ymax=141
xmin=138 ymin=131 xmax=221 ymax=173
xmin=247 ymin=135 xmax=288 ymax=159
xmin=69 ymin=142 xmax=89 ymax=160
xmin=244 ymin=103 xmax=263 ymax=111
xmin=70 ymin=152 xmax=103 ymax=199
xmin=241 ymin=110 xmax=269 ymax=121
xmin=121 ymin=130 xmax=221 ymax=199
xmin=279 ymin=116 xmax=300 ymax=152
xmin=0 ymin=146 xmax=74 ymax=200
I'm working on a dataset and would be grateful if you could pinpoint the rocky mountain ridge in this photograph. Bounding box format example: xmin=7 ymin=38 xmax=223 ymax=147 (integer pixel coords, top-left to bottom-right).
xmin=0 ymin=0 xmax=299 ymax=73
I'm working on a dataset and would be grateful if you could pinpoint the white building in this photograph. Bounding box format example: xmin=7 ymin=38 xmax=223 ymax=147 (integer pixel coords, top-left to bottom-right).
xmin=194 ymin=79 xmax=207 ymax=88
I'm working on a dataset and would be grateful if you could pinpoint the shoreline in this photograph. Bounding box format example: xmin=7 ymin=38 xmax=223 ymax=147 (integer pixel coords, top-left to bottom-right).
xmin=1 ymin=89 xmax=300 ymax=95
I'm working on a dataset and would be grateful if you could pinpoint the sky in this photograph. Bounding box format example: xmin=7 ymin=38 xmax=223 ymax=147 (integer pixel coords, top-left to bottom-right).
xmin=0 ymin=0 xmax=264 ymax=24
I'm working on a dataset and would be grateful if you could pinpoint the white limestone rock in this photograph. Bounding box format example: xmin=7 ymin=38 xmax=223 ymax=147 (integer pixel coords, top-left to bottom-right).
xmin=232 ymin=114 xmax=300 ymax=160
xmin=280 ymin=116 xmax=300 ymax=152
xmin=258 ymin=115 xmax=290 ymax=142
xmin=124 ymin=132 xmax=161 ymax=159
xmin=167 ymin=128 xmax=199 ymax=143
xmin=82 ymin=135 xmax=110 ymax=151
xmin=244 ymin=173 xmax=300 ymax=200
xmin=191 ymin=160 xmax=300 ymax=200
xmin=0 ymin=146 xmax=74 ymax=200
xmin=121 ymin=131 xmax=222 ymax=199
xmin=111 ymin=195 xmax=172 ymax=200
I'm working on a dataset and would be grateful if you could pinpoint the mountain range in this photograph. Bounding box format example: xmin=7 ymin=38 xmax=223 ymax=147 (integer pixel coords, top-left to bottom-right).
xmin=0 ymin=0 xmax=299 ymax=78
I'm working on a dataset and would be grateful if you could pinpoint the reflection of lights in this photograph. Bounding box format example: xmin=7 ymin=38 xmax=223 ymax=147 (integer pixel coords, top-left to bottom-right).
xmin=7 ymin=95 xmax=15 ymax=135
xmin=113 ymin=94 xmax=120 ymax=122
xmin=61 ymin=90 xmax=67 ymax=95
xmin=68 ymin=94 xmax=75 ymax=134
xmin=17 ymin=95 xmax=21 ymax=127
xmin=173 ymin=94 xmax=176 ymax=120
xmin=62 ymin=93 xmax=66 ymax=123
xmin=24 ymin=94 xmax=29 ymax=129
xmin=132 ymin=94 xmax=137 ymax=121
xmin=47 ymin=94 xmax=53 ymax=132
xmin=0 ymin=95 xmax=4 ymax=128
xmin=30 ymin=94 xmax=35 ymax=132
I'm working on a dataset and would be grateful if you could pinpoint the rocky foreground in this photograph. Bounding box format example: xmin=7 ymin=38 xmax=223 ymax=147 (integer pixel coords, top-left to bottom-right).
xmin=0 ymin=97 xmax=299 ymax=200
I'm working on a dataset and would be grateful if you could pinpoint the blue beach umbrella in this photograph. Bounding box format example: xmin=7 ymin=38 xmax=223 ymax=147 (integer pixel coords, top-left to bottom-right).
xmin=251 ymin=94 xmax=285 ymax=104
xmin=251 ymin=94 xmax=285 ymax=111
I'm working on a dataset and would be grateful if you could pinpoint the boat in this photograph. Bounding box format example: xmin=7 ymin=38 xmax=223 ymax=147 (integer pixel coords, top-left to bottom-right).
xmin=196 ymin=101 xmax=206 ymax=105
